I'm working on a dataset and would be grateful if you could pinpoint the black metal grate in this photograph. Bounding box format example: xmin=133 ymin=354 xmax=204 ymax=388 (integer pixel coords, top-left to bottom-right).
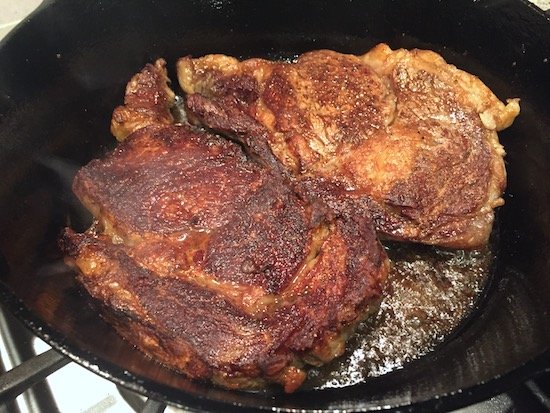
xmin=0 ymin=351 xmax=167 ymax=413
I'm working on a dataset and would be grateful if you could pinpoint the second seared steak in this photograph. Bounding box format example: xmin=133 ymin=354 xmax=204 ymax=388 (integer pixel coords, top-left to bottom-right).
xmin=178 ymin=44 xmax=520 ymax=248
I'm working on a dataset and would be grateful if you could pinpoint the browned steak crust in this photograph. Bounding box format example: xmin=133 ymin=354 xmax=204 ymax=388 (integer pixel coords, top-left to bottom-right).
xmin=178 ymin=44 xmax=519 ymax=248
xmin=62 ymin=96 xmax=388 ymax=391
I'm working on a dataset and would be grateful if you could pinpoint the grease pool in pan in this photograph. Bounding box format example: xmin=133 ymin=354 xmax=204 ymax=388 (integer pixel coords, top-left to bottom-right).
xmin=305 ymin=241 xmax=493 ymax=390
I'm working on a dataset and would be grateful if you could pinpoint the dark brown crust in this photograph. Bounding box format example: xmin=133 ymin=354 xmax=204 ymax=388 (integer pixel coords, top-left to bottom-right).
xmin=73 ymin=124 xmax=265 ymax=239
xmin=204 ymin=183 xmax=311 ymax=293
xmin=62 ymin=212 xmax=387 ymax=392
xmin=177 ymin=45 xmax=519 ymax=248
xmin=63 ymin=118 xmax=389 ymax=392
xmin=185 ymin=93 xmax=287 ymax=175
xmin=261 ymin=51 xmax=396 ymax=172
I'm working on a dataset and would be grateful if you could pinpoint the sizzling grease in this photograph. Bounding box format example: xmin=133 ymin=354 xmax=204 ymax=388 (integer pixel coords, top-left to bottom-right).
xmin=307 ymin=242 xmax=492 ymax=389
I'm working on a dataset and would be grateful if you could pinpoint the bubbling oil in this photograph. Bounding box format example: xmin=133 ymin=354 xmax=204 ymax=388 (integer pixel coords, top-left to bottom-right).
xmin=306 ymin=242 xmax=493 ymax=389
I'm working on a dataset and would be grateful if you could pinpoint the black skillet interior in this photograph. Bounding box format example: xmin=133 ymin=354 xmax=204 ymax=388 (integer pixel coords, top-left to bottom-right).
xmin=0 ymin=0 xmax=549 ymax=411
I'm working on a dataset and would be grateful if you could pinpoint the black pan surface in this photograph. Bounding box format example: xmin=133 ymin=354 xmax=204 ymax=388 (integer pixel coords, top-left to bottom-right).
xmin=0 ymin=0 xmax=549 ymax=411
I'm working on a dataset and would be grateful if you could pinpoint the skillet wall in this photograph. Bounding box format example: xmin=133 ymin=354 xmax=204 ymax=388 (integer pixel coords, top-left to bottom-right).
xmin=0 ymin=0 xmax=549 ymax=411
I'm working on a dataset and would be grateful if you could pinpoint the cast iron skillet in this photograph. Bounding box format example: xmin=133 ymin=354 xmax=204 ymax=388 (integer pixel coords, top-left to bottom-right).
xmin=0 ymin=0 xmax=549 ymax=411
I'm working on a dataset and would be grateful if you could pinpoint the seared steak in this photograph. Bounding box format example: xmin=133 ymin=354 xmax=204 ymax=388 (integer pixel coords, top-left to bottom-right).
xmin=178 ymin=44 xmax=520 ymax=248
xmin=61 ymin=61 xmax=389 ymax=392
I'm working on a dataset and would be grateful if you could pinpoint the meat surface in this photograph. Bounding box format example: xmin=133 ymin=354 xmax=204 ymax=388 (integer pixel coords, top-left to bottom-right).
xmin=178 ymin=44 xmax=520 ymax=248
xmin=111 ymin=59 xmax=175 ymax=141
xmin=61 ymin=61 xmax=389 ymax=392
